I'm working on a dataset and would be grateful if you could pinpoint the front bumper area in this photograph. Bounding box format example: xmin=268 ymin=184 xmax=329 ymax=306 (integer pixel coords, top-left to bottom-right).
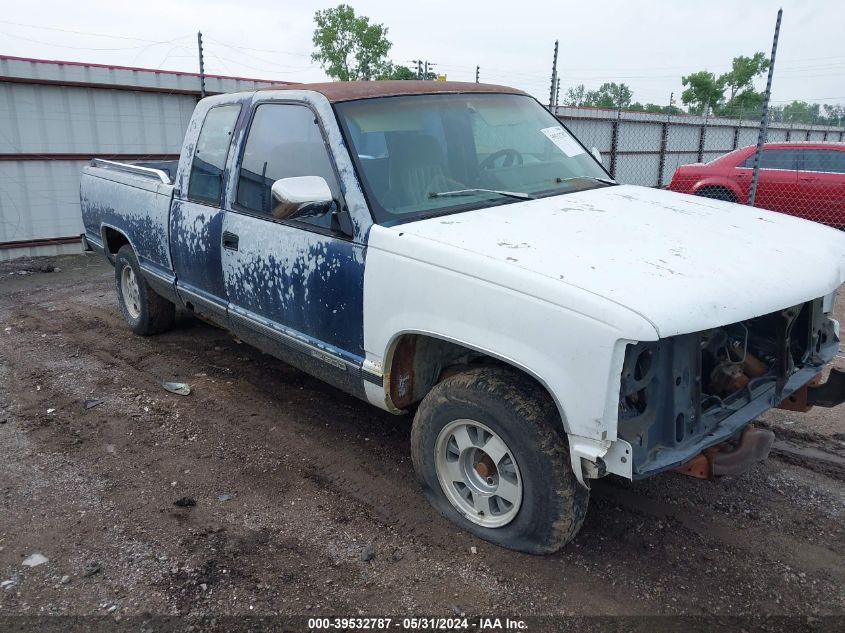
xmin=673 ymin=426 xmax=776 ymax=479
xmin=617 ymin=299 xmax=839 ymax=480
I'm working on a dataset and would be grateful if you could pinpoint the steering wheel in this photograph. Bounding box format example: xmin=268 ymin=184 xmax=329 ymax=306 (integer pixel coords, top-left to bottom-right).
xmin=479 ymin=148 xmax=523 ymax=170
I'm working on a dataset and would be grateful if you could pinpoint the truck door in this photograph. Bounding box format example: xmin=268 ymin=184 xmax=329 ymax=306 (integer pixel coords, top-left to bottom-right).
xmin=170 ymin=104 xmax=241 ymax=323
xmin=220 ymin=102 xmax=366 ymax=394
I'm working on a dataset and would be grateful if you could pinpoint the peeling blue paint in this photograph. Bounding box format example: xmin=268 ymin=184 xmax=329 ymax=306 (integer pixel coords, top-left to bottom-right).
xmin=81 ymin=87 xmax=375 ymax=393
xmin=80 ymin=179 xmax=172 ymax=273
xmin=170 ymin=198 xmax=227 ymax=300
xmin=222 ymin=213 xmax=365 ymax=358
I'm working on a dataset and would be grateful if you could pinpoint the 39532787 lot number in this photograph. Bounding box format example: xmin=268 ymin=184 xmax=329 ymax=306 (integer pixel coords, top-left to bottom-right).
xmin=308 ymin=617 xmax=470 ymax=630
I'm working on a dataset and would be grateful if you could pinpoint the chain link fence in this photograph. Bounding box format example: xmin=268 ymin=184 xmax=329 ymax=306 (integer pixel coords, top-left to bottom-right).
xmin=555 ymin=105 xmax=845 ymax=229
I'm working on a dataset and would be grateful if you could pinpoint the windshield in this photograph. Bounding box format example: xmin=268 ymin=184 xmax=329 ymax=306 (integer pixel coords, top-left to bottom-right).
xmin=335 ymin=93 xmax=613 ymax=225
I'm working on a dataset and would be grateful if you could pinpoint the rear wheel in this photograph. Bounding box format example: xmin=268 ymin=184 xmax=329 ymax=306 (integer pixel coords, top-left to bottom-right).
xmin=114 ymin=245 xmax=175 ymax=336
xmin=411 ymin=367 xmax=589 ymax=554
xmin=695 ymin=186 xmax=736 ymax=202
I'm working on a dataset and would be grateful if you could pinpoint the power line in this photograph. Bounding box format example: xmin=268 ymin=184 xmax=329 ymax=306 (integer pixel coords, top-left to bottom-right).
xmin=200 ymin=47 xmax=318 ymax=74
xmin=202 ymin=35 xmax=314 ymax=59
xmin=0 ymin=19 xmax=191 ymax=44
xmin=0 ymin=29 xmax=190 ymax=52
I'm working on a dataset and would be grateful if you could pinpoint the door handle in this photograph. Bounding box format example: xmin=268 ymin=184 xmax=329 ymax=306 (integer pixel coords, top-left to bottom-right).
xmin=222 ymin=231 xmax=239 ymax=251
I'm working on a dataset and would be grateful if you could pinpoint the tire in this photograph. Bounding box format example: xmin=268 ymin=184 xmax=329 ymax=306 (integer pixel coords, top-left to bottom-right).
xmin=411 ymin=366 xmax=589 ymax=554
xmin=695 ymin=186 xmax=736 ymax=202
xmin=114 ymin=244 xmax=175 ymax=336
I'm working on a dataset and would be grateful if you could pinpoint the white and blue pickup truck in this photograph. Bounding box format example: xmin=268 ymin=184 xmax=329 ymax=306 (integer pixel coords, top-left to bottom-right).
xmin=80 ymin=81 xmax=845 ymax=553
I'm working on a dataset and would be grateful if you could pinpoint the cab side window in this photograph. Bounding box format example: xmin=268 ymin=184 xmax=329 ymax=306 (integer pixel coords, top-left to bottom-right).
xmin=236 ymin=104 xmax=340 ymax=228
xmin=187 ymin=105 xmax=241 ymax=205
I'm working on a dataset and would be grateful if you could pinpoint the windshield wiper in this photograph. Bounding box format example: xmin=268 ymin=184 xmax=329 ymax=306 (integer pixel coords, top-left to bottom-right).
xmin=555 ymin=176 xmax=616 ymax=186
xmin=429 ymin=188 xmax=536 ymax=201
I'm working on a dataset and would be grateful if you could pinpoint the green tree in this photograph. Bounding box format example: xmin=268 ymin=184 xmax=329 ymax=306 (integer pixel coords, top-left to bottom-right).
xmin=719 ymin=53 xmax=769 ymax=103
xmin=681 ymin=52 xmax=769 ymax=116
xmin=681 ymin=71 xmax=724 ymax=114
xmin=779 ymin=100 xmax=822 ymax=124
xmin=822 ymin=103 xmax=845 ymax=126
xmin=311 ymin=4 xmax=392 ymax=81
xmin=630 ymin=102 xmax=683 ymax=115
xmin=584 ymin=82 xmax=633 ymax=109
xmin=380 ymin=64 xmax=416 ymax=80
xmin=719 ymin=89 xmax=764 ymax=119
xmin=563 ymin=84 xmax=587 ymax=106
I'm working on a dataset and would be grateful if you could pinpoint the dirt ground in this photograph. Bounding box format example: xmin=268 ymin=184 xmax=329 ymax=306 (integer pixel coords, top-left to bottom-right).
xmin=0 ymin=254 xmax=843 ymax=629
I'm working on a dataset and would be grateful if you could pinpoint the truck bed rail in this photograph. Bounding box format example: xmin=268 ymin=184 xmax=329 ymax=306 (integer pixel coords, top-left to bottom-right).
xmin=89 ymin=159 xmax=172 ymax=185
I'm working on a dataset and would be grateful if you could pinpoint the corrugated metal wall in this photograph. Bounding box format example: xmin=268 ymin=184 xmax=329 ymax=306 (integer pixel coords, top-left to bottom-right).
xmin=556 ymin=105 xmax=845 ymax=188
xmin=0 ymin=55 xmax=280 ymax=261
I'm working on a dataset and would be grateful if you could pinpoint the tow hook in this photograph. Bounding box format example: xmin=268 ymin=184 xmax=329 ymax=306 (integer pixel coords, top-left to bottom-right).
xmin=672 ymin=426 xmax=775 ymax=480
xmin=805 ymin=368 xmax=845 ymax=408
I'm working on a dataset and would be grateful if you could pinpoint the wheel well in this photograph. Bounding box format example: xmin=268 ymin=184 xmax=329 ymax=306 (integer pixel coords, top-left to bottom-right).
xmin=102 ymin=227 xmax=130 ymax=260
xmin=695 ymin=185 xmax=736 ymax=201
xmin=385 ymin=333 xmax=556 ymax=414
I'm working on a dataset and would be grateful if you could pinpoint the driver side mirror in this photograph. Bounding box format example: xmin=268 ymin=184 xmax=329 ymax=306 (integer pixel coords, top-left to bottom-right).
xmin=590 ymin=147 xmax=603 ymax=164
xmin=270 ymin=176 xmax=334 ymax=220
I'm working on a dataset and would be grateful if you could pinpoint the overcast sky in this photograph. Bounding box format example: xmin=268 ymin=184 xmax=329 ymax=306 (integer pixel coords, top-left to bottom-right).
xmin=2 ymin=0 xmax=843 ymax=108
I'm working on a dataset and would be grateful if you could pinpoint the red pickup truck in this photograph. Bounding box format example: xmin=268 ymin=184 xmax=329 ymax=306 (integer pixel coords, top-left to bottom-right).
xmin=668 ymin=142 xmax=845 ymax=228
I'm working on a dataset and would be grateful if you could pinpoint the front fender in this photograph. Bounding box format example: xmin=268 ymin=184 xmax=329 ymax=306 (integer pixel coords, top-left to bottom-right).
xmin=362 ymin=227 xmax=658 ymax=444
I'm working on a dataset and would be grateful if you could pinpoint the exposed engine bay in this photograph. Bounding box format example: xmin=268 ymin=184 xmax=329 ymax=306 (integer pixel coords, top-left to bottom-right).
xmin=617 ymin=297 xmax=839 ymax=478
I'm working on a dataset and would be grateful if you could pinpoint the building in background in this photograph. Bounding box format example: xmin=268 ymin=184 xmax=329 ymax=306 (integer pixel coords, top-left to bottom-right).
xmin=0 ymin=55 xmax=282 ymax=261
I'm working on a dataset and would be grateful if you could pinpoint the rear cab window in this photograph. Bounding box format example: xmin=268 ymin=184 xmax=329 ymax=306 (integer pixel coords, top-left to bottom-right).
xmin=187 ymin=105 xmax=241 ymax=205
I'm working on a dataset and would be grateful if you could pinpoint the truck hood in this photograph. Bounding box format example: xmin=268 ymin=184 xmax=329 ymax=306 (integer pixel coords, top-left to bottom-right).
xmin=392 ymin=184 xmax=845 ymax=337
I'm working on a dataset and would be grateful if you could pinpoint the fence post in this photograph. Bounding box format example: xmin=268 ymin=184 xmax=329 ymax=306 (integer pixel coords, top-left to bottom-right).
xmin=748 ymin=8 xmax=782 ymax=209
xmin=657 ymin=121 xmax=668 ymax=187
xmin=733 ymin=126 xmax=740 ymax=150
xmin=609 ymin=112 xmax=620 ymax=179
xmin=697 ymin=120 xmax=707 ymax=163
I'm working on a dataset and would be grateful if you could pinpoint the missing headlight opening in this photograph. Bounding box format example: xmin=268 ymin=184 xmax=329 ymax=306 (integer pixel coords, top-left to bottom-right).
xmin=618 ymin=297 xmax=837 ymax=478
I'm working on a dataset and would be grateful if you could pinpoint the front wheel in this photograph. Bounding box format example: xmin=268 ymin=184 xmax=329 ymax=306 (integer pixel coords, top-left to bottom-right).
xmin=411 ymin=367 xmax=589 ymax=554
xmin=114 ymin=245 xmax=175 ymax=336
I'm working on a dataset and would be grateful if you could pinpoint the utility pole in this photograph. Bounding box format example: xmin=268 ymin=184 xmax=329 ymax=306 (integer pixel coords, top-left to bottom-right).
xmin=748 ymin=8 xmax=782 ymax=208
xmin=197 ymin=31 xmax=207 ymax=99
xmin=412 ymin=60 xmax=422 ymax=79
xmin=423 ymin=61 xmax=436 ymax=80
xmin=548 ymin=40 xmax=559 ymax=110
xmin=555 ymin=78 xmax=561 ymax=109
xmin=475 ymin=65 xmax=480 ymax=83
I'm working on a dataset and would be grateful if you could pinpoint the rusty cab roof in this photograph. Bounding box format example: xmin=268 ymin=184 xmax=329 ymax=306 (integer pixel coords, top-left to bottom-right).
xmin=257 ymin=80 xmax=528 ymax=103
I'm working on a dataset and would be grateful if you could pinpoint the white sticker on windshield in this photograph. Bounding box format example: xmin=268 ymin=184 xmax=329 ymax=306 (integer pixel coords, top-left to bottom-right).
xmin=540 ymin=126 xmax=586 ymax=157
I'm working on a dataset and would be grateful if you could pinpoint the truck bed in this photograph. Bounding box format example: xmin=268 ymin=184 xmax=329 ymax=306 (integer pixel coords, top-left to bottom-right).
xmin=80 ymin=159 xmax=177 ymax=279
